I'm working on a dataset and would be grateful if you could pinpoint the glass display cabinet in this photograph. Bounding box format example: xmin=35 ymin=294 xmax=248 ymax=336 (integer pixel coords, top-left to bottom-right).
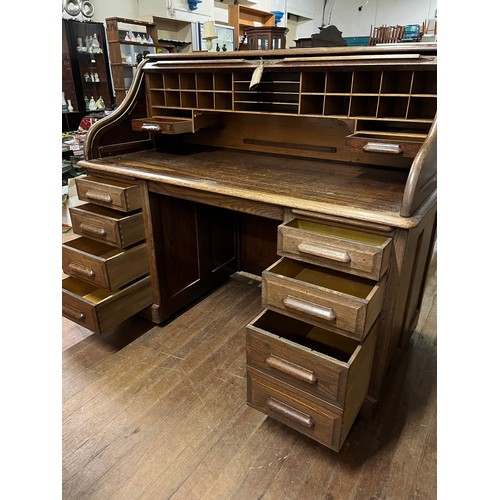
xmin=62 ymin=18 xmax=114 ymax=129
xmin=243 ymin=26 xmax=287 ymax=50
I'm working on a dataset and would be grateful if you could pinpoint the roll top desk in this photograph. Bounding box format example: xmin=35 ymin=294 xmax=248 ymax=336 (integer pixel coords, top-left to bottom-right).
xmin=63 ymin=45 xmax=437 ymax=452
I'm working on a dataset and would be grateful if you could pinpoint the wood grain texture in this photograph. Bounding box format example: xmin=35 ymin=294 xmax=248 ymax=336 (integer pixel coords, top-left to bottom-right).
xmin=78 ymin=148 xmax=424 ymax=229
xmin=62 ymin=246 xmax=436 ymax=499
xmin=401 ymin=119 xmax=437 ymax=217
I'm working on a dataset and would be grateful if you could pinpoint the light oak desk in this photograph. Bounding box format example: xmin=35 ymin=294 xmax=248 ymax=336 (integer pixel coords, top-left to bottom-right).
xmin=63 ymin=46 xmax=437 ymax=452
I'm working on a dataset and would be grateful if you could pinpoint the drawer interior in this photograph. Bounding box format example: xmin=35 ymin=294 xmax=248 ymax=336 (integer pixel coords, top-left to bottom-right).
xmin=83 ymin=175 xmax=138 ymax=189
xmin=252 ymin=310 xmax=359 ymax=363
xmin=348 ymin=132 xmax=425 ymax=143
xmin=285 ymin=219 xmax=388 ymax=245
xmin=269 ymin=259 xmax=375 ymax=298
xmin=74 ymin=203 xmax=138 ymax=219
xmin=63 ymin=237 xmax=123 ymax=259
xmin=63 ymin=276 xmax=115 ymax=304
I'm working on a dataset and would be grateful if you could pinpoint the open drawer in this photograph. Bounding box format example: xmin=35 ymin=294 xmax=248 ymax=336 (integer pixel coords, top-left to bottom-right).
xmin=247 ymin=309 xmax=378 ymax=409
xmin=75 ymin=176 xmax=142 ymax=212
xmin=131 ymin=116 xmax=194 ymax=135
xmin=69 ymin=203 xmax=145 ymax=249
xmin=246 ymin=311 xmax=378 ymax=451
xmin=345 ymin=131 xmax=425 ymax=158
xmin=278 ymin=219 xmax=392 ymax=280
xmin=262 ymin=258 xmax=385 ymax=341
xmin=62 ymin=275 xmax=152 ymax=334
xmin=62 ymin=237 xmax=149 ymax=291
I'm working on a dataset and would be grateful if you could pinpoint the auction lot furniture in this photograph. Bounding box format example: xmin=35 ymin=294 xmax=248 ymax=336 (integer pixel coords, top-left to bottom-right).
xmin=63 ymin=45 xmax=437 ymax=452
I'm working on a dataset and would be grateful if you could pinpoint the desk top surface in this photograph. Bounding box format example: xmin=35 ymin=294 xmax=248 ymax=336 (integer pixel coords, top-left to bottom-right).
xmin=80 ymin=147 xmax=433 ymax=228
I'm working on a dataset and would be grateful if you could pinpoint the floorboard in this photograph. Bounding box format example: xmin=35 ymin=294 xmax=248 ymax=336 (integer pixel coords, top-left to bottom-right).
xmin=62 ymin=245 xmax=437 ymax=500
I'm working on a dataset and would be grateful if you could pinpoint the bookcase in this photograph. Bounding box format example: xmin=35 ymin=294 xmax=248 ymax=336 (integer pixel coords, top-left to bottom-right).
xmin=228 ymin=5 xmax=275 ymax=49
xmin=106 ymin=17 xmax=190 ymax=106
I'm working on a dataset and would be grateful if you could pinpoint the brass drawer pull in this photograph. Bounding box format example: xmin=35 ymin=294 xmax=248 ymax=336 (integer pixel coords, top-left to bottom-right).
xmin=141 ymin=124 xmax=162 ymax=132
xmin=266 ymin=355 xmax=318 ymax=384
xmin=283 ymin=295 xmax=336 ymax=321
xmin=68 ymin=263 xmax=95 ymax=278
xmin=85 ymin=190 xmax=113 ymax=203
xmin=363 ymin=142 xmax=403 ymax=154
xmin=62 ymin=304 xmax=85 ymax=321
xmin=265 ymin=397 xmax=315 ymax=428
xmin=79 ymin=222 xmax=107 ymax=237
xmin=297 ymin=242 xmax=351 ymax=263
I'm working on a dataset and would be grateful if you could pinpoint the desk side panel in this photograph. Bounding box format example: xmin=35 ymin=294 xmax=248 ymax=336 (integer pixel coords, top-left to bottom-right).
xmin=84 ymin=59 xmax=153 ymax=160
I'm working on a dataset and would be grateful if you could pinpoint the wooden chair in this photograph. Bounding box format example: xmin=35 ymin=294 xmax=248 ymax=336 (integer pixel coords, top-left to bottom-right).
xmin=369 ymin=24 xmax=406 ymax=45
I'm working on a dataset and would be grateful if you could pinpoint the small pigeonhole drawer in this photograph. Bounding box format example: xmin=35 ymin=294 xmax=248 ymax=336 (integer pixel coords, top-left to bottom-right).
xmin=345 ymin=132 xmax=425 ymax=159
xmin=62 ymin=275 xmax=152 ymax=335
xmin=131 ymin=117 xmax=194 ymax=135
xmin=75 ymin=176 xmax=143 ymax=212
xmin=246 ymin=309 xmax=378 ymax=409
xmin=278 ymin=219 xmax=392 ymax=280
xmin=262 ymin=258 xmax=385 ymax=341
xmin=69 ymin=203 xmax=145 ymax=249
xmin=62 ymin=237 xmax=149 ymax=291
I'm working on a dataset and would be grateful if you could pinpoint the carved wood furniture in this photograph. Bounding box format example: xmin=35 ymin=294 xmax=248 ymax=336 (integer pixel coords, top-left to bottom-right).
xmin=62 ymin=46 xmax=437 ymax=452
xmin=244 ymin=26 xmax=288 ymax=50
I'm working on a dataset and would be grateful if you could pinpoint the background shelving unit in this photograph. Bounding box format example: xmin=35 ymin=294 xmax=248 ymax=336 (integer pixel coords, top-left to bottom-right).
xmin=62 ymin=19 xmax=114 ymax=131
xmin=228 ymin=5 xmax=275 ymax=50
xmin=106 ymin=17 xmax=191 ymax=106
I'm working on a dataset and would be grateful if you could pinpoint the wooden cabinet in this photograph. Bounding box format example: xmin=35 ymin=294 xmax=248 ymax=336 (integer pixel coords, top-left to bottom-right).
xmin=244 ymin=27 xmax=287 ymax=50
xmin=62 ymin=19 xmax=114 ymax=122
xmin=73 ymin=46 xmax=437 ymax=451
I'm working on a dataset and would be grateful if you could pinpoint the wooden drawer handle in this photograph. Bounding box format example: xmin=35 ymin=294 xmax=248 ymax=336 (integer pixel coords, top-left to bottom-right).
xmin=362 ymin=142 xmax=403 ymax=155
xmin=62 ymin=304 xmax=85 ymax=321
xmin=79 ymin=222 xmax=107 ymax=237
xmin=297 ymin=242 xmax=351 ymax=263
xmin=68 ymin=263 xmax=95 ymax=278
xmin=141 ymin=124 xmax=162 ymax=132
xmin=265 ymin=397 xmax=315 ymax=428
xmin=283 ymin=295 xmax=336 ymax=321
xmin=266 ymin=355 xmax=318 ymax=384
xmin=85 ymin=190 xmax=113 ymax=203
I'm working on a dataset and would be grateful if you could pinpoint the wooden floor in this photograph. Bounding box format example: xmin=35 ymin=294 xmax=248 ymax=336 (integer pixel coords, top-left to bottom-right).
xmin=62 ymin=232 xmax=437 ymax=500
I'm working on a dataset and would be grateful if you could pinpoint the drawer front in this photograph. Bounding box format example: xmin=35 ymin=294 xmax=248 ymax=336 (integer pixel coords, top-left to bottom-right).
xmin=247 ymin=310 xmax=355 ymax=408
xmin=62 ymin=283 xmax=99 ymax=332
xmin=62 ymin=237 xmax=149 ymax=290
xmin=70 ymin=205 xmax=145 ymax=248
xmin=262 ymin=258 xmax=385 ymax=340
xmin=345 ymin=134 xmax=424 ymax=159
xmin=278 ymin=219 xmax=391 ymax=280
xmin=247 ymin=367 xmax=344 ymax=451
xmin=62 ymin=276 xmax=153 ymax=335
xmin=75 ymin=176 xmax=142 ymax=212
xmin=131 ymin=117 xmax=194 ymax=135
